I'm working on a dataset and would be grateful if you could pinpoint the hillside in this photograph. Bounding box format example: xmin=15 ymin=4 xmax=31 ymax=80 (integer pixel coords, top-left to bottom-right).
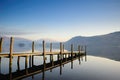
xmin=65 ymin=31 xmax=120 ymax=60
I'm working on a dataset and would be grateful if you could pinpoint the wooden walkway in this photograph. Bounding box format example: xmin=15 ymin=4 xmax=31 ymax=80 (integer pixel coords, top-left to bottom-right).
xmin=0 ymin=37 xmax=87 ymax=80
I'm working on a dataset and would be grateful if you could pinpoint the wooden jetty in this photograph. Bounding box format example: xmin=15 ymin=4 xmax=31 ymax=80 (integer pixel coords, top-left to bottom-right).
xmin=0 ymin=37 xmax=86 ymax=80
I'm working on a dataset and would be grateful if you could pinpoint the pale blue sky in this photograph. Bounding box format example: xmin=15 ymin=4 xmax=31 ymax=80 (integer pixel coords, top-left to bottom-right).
xmin=0 ymin=0 xmax=120 ymax=41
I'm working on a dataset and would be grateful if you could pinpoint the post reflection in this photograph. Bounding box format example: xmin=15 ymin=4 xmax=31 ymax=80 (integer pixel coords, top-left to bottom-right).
xmin=0 ymin=57 xmax=1 ymax=73
xmin=0 ymin=54 xmax=87 ymax=80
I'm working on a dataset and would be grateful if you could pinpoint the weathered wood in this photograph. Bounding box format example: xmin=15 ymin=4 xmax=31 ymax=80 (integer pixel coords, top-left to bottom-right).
xmin=43 ymin=40 xmax=46 ymax=62
xmin=9 ymin=37 xmax=13 ymax=65
xmin=32 ymin=41 xmax=35 ymax=53
xmin=60 ymin=42 xmax=62 ymax=59
xmin=50 ymin=43 xmax=53 ymax=64
xmin=85 ymin=45 xmax=87 ymax=55
xmin=71 ymin=44 xmax=73 ymax=57
xmin=9 ymin=37 xmax=13 ymax=80
xmin=60 ymin=42 xmax=62 ymax=54
xmin=81 ymin=45 xmax=83 ymax=51
xmin=32 ymin=41 xmax=35 ymax=66
xmin=0 ymin=37 xmax=3 ymax=53
xmin=63 ymin=44 xmax=64 ymax=52
xmin=50 ymin=43 xmax=52 ymax=52
xmin=78 ymin=45 xmax=80 ymax=53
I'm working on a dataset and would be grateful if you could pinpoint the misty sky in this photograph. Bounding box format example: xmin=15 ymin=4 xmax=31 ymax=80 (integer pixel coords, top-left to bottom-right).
xmin=0 ymin=0 xmax=120 ymax=41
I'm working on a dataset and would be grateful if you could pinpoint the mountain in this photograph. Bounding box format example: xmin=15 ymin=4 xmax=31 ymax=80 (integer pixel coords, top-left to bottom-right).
xmin=0 ymin=37 xmax=59 ymax=52
xmin=65 ymin=31 xmax=120 ymax=61
xmin=35 ymin=38 xmax=59 ymax=43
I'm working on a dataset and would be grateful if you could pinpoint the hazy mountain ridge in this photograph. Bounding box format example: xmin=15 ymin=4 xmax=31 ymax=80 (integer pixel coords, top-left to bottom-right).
xmin=65 ymin=31 xmax=120 ymax=61
xmin=0 ymin=36 xmax=59 ymax=52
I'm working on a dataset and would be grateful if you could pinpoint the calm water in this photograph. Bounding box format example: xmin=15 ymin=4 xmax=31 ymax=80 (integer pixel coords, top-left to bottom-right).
xmin=0 ymin=55 xmax=120 ymax=80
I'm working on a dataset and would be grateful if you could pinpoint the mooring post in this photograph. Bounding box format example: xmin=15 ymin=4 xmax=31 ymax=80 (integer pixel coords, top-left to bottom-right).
xmin=60 ymin=42 xmax=62 ymax=60
xmin=9 ymin=37 xmax=13 ymax=79
xmin=50 ymin=43 xmax=52 ymax=52
xmin=63 ymin=44 xmax=64 ymax=52
xmin=43 ymin=40 xmax=46 ymax=63
xmin=71 ymin=44 xmax=73 ymax=58
xmin=0 ymin=37 xmax=3 ymax=68
xmin=9 ymin=37 xmax=13 ymax=67
xmin=63 ymin=44 xmax=65 ymax=59
xmin=81 ymin=45 xmax=83 ymax=51
xmin=0 ymin=37 xmax=3 ymax=53
xmin=50 ymin=43 xmax=53 ymax=62
xmin=78 ymin=45 xmax=80 ymax=56
xmin=31 ymin=41 xmax=34 ymax=66
xmin=60 ymin=42 xmax=62 ymax=59
xmin=85 ymin=45 xmax=87 ymax=55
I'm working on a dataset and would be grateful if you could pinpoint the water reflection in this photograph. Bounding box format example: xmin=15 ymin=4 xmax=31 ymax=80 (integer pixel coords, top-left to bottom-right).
xmin=0 ymin=54 xmax=86 ymax=80
xmin=1 ymin=55 xmax=120 ymax=80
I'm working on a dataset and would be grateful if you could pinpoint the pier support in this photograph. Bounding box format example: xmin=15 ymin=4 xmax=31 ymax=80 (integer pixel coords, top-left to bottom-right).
xmin=32 ymin=41 xmax=35 ymax=67
xmin=71 ymin=44 xmax=73 ymax=59
xmin=78 ymin=45 xmax=80 ymax=56
xmin=50 ymin=43 xmax=53 ymax=62
xmin=60 ymin=42 xmax=62 ymax=60
xmin=43 ymin=40 xmax=46 ymax=63
xmin=0 ymin=37 xmax=3 ymax=53
xmin=9 ymin=37 xmax=14 ymax=80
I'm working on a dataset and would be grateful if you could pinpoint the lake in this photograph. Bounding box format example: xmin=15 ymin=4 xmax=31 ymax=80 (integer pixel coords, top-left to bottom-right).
xmin=0 ymin=55 xmax=120 ymax=80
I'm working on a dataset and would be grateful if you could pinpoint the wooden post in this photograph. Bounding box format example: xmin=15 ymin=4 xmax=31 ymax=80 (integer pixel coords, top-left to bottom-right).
xmin=60 ymin=42 xmax=62 ymax=59
xmin=32 ymin=41 xmax=35 ymax=52
xmin=81 ymin=45 xmax=83 ymax=51
xmin=0 ymin=37 xmax=3 ymax=53
xmin=9 ymin=37 xmax=13 ymax=65
xmin=50 ymin=43 xmax=52 ymax=52
xmin=32 ymin=41 xmax=34 ymax=66
xmin=50 ymin=43 xmax=53 ymax=62
xmin=9 ymin=37 xmax=13 ymax=79
xmin=78 ymin=45 xmax=80 ymax=56
xmin=63 ymin=44 xmax=64 ymax=52
xmin=71 ymin=44 xmax=73 ymax=58
xmin=85 ymin=45 xmax=87 ymax=55
xmin=79 ymin=56 xmax=81 ymax=65
xmin=43 ymin=40 xmax=46 ymax=62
